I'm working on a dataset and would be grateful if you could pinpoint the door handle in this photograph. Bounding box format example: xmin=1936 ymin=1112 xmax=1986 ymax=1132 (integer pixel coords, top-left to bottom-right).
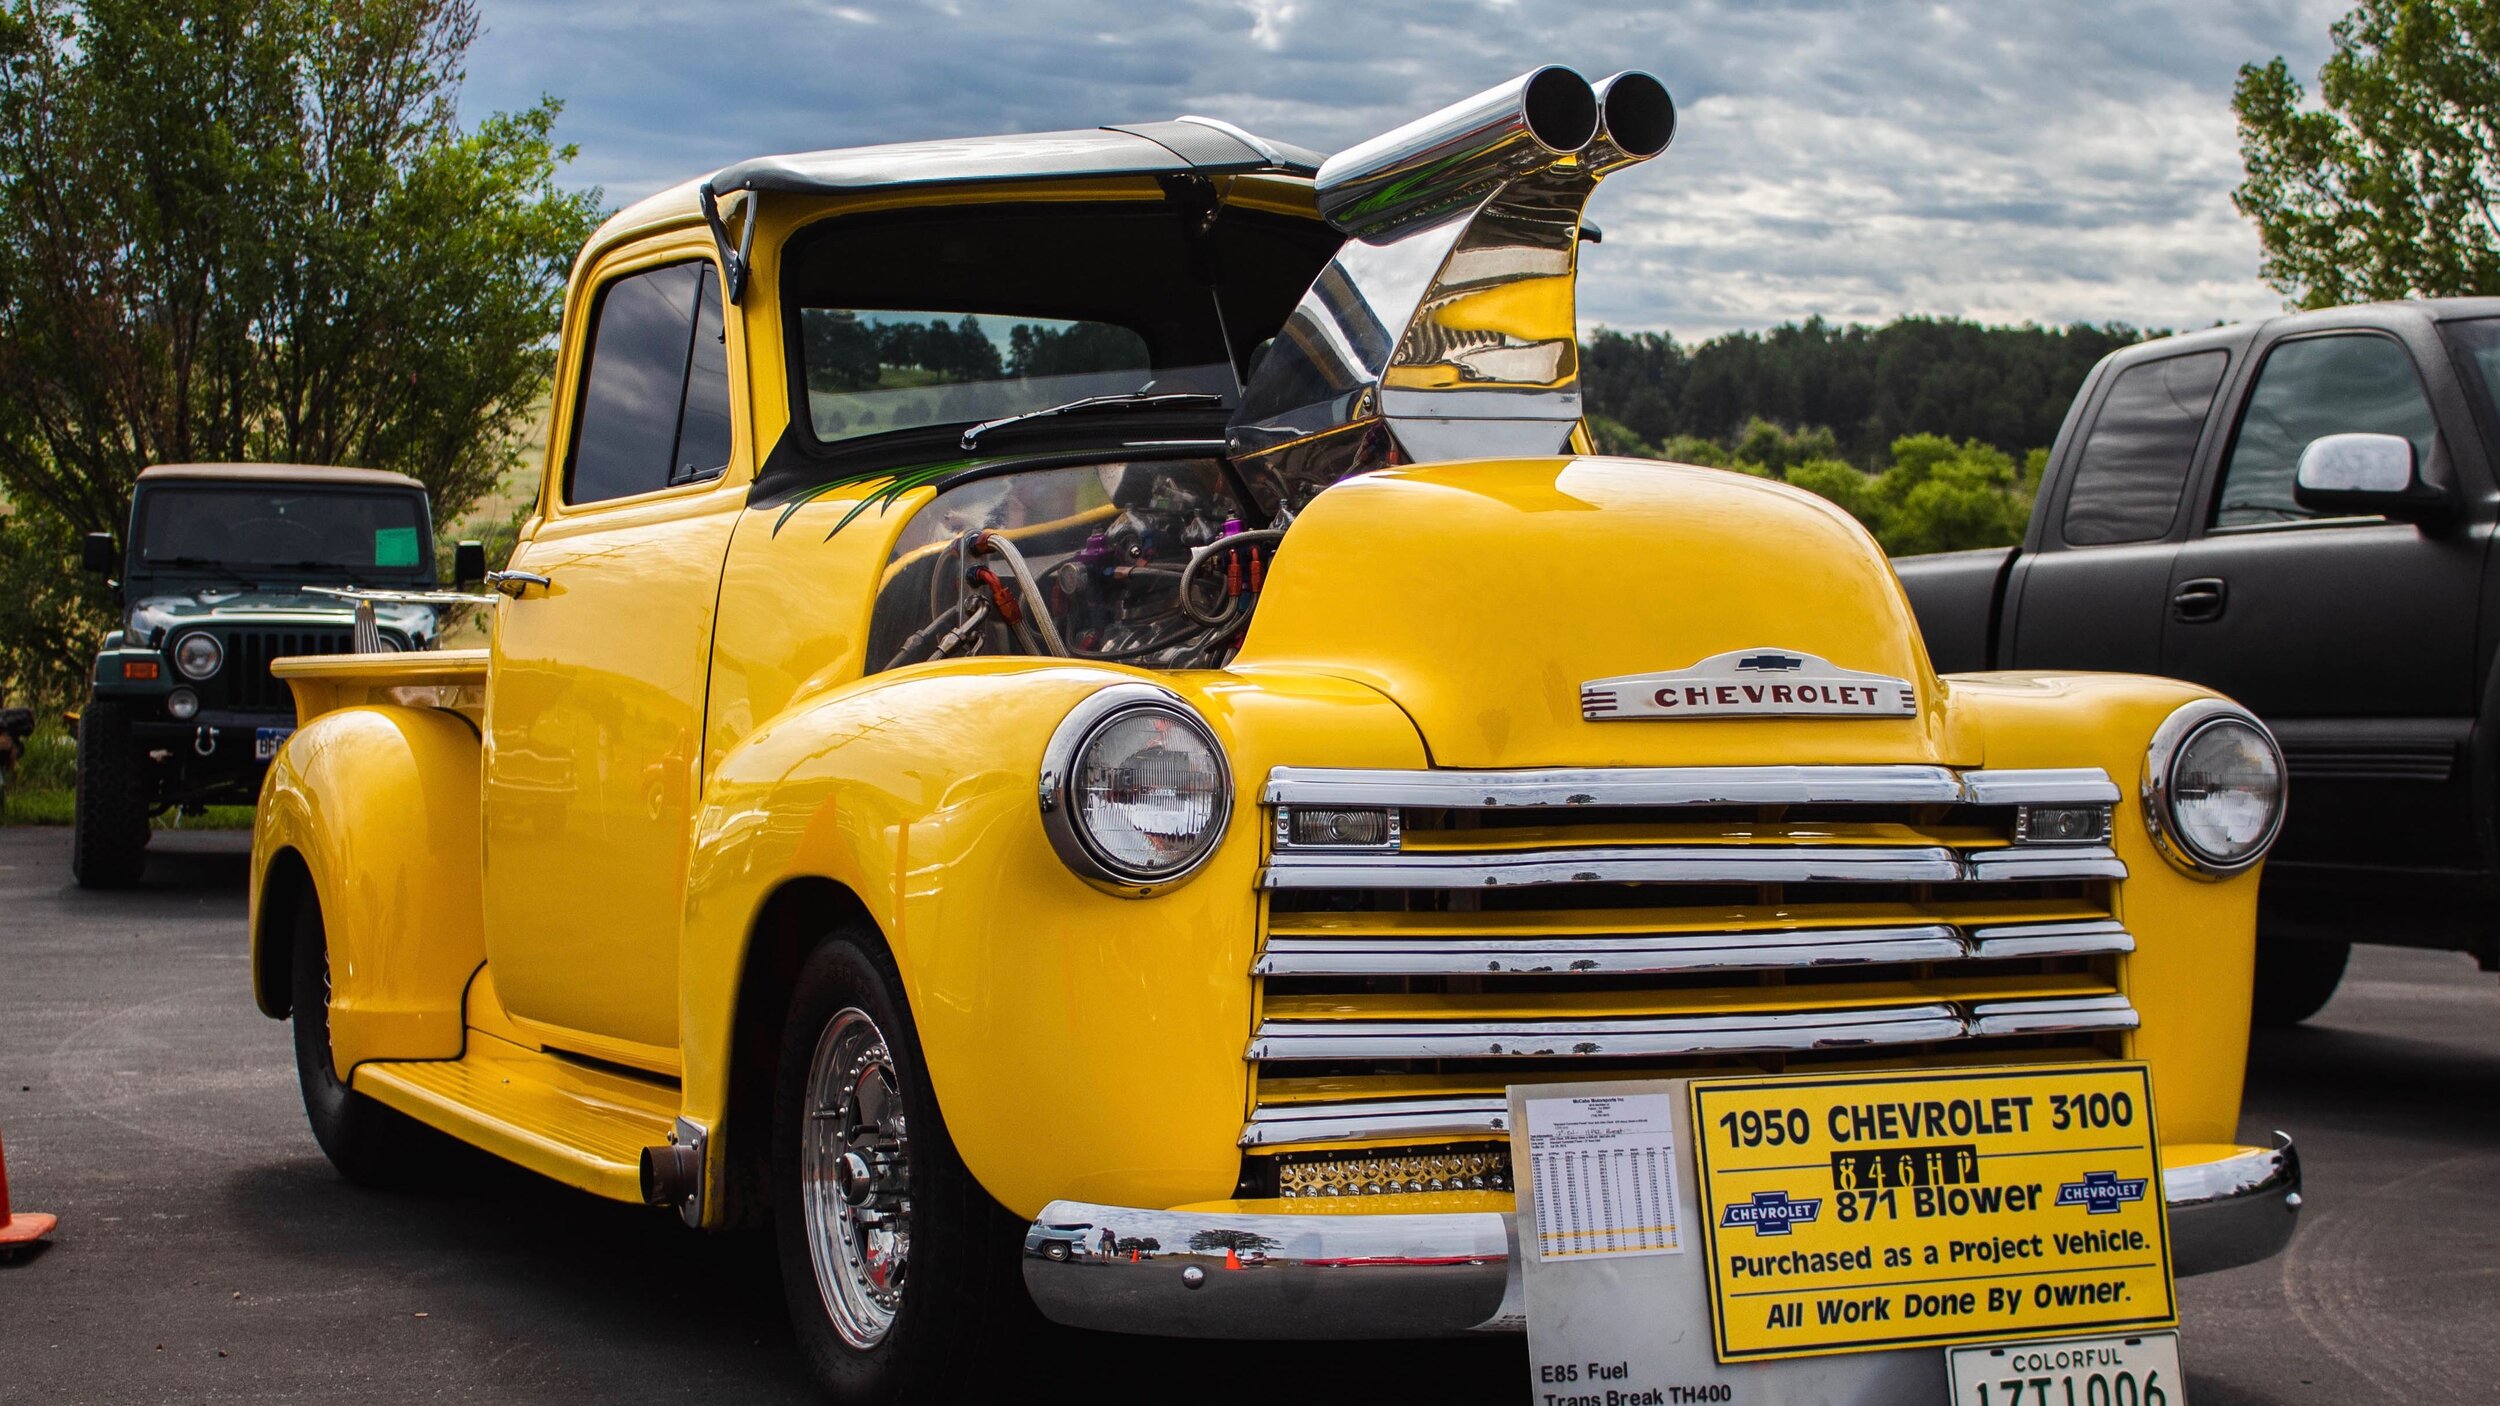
xmin=485 ymin=569 xmax=551 ymax=598
xmin=2172 ymin=577 xmax=2227 ymax=623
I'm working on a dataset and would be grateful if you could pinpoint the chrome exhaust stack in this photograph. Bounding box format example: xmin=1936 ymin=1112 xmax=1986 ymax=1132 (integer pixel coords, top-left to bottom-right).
xmin=1227 ymin=66 xmax=1674 ymax=515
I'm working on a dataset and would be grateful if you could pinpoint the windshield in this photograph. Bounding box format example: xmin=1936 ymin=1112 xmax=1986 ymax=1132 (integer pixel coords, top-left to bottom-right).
xmin=798 ymin=309 xmax=1232 ymax=444
xmin=132 ymin=485 xmax=433 ymax=582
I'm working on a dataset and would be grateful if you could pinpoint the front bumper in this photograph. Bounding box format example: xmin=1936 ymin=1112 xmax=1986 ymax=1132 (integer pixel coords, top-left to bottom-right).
xmin=1022 ymin=1133 xmax=2301 ymax=1339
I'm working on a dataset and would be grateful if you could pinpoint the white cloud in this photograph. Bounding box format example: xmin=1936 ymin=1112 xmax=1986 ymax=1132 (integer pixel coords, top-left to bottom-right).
xmin=462 ymin=0 xmax=2353 ymax=338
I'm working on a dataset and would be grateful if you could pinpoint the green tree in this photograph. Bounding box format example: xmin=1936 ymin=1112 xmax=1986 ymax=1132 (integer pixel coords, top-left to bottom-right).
xmin=0 ymin=0 xmax=601 ymax=701
xmin=2234 ymin=0 xmax=2500 ymax=306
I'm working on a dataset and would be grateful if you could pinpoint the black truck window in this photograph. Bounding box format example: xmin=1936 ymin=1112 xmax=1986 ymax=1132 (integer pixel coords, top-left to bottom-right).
xmin=565 ymin=260 xmax=732 ymax=506
xmin=2214 ymin=334 xmax=2437 ymax=529
xmin=2059 ymin=350 xmax=2227 ymax=546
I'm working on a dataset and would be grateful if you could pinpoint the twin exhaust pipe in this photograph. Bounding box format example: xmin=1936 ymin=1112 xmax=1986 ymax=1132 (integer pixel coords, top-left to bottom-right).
xmin=1313 ymin=65 xmax=1675 ymax=238
xmin=1226 ymin=65 xmax=1678 ymax=505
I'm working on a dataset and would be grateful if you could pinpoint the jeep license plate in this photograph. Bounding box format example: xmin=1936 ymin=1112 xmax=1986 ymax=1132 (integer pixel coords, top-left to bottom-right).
xmin=1948 ymin=1331 xmax=2186 ymax=1406
xmin=255 ymin=727 xmax=292 ymax=761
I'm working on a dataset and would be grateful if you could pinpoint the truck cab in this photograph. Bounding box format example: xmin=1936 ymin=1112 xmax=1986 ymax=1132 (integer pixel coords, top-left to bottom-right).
xmin=1897 ymin=299 xmax=2500 ymax=1021
xmin=73 ymin=462 xmax=456 ymax=888
xmin=249 ymin=68 xmax=2304 ymax=1402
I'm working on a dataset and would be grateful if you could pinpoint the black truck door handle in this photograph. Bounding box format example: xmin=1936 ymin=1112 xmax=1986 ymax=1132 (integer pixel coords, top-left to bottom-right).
xmin=2172 ymin=577 xmax=2227 ymax=622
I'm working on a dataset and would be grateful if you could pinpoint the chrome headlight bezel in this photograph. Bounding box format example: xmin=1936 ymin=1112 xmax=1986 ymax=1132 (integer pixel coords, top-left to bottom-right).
xmin=2142 ymin=699 xmax=2286 ymax=878
xmin=1038 ymin=683 xmax=1233 ymax=895
xmin=172 ymin=630 xmax=223 ymax=680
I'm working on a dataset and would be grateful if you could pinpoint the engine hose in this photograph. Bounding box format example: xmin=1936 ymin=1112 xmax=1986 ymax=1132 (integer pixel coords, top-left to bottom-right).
xmin=969 ymin=531 xmax=1069 ymax=656
xmin=1178 ymin=529 xmax=1288 ymax=625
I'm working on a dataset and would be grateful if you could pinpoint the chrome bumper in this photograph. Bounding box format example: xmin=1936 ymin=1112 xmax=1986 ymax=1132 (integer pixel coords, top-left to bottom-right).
xmin=1021 ymin=1134 xmax=2302 ymax=1339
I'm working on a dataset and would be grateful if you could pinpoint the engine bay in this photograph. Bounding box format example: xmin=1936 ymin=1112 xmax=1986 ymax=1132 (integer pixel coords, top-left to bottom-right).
xmin=865 ymin=454 xmax=1286 ymax=674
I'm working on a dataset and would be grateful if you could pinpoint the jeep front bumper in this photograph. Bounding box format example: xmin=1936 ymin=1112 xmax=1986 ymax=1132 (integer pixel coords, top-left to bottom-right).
xmin=1020 ymin=1134 xmax=2300 ymax=1339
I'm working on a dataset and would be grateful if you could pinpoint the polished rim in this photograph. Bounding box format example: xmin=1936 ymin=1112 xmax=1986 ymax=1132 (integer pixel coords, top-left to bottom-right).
xmin=802 ymin=1007 xmax=912 ymax=1350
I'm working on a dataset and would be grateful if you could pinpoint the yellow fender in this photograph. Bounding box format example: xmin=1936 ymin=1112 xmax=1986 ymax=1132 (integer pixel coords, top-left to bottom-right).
xmin=251 ymin=705 xmax=486 ymax=1077
xmin=677 ymin=658 xmax=1426 ymax=1220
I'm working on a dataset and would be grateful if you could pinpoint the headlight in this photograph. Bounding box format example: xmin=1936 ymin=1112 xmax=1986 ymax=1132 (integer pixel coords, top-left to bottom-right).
xmin=1039 ymin=684 xmax=1231 ymax=891
xmin=2144 ymin=700 xmax=2285 ymax=877
xmin=165 ymin=688 xmax=199 ymax=721
xmin=172 ymin=631 xmax=222 ymax=680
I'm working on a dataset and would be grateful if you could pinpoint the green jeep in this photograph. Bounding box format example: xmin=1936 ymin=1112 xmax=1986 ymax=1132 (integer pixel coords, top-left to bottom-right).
xmin=73 ymin=462 xmax=482 ymax=888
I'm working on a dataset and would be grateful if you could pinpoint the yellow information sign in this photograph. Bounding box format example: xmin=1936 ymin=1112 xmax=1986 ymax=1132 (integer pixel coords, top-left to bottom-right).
xmin=1689 ymin=1063 xmax=2175 ymax=1362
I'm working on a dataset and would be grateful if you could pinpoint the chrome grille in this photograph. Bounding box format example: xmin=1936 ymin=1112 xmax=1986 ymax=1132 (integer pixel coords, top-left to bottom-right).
xmin=1243 ymin=763 xmax=2136 ymax=1153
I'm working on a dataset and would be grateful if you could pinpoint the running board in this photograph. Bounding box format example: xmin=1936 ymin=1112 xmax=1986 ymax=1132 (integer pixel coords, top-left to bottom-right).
xmin=354 ymin=1030 xmax=680 ymax=1203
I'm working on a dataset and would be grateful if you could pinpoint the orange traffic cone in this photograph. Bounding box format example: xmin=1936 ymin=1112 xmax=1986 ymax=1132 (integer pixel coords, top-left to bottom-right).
xmin=1225 ymin=1247 xmax=1243 ymax=1271
xmin=0 ymin=1127 xmax=56 ymax=1256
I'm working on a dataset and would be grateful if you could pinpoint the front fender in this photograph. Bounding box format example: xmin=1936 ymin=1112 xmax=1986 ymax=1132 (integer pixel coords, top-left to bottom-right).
xmin=250 ymin=705 xmax=484 ymax=1076
xmin=1945 ymin=671 xmax=2267 ymax=1149
xmin=681 ymin=659 xmax=1426 ymax=1219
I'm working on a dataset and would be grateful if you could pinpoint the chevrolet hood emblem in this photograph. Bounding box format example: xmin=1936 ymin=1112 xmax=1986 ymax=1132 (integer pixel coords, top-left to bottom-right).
xmin=1582 ymin=647 xmax=1916 ymax=721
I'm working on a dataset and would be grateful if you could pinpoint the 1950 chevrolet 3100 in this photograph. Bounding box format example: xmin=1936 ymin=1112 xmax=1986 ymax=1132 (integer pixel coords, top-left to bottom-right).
xmin=249 ymin=68 xmax=2302 ymax=1401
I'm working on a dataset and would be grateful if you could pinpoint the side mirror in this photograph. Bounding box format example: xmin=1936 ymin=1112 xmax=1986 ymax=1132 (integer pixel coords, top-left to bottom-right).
xmin=2294 ymin=432 xmax=2450 ymax=520
xmin=453 ymin=540 xmax=487 ymax=586
xmin=82 ymin=532 xmax=116 ymax=575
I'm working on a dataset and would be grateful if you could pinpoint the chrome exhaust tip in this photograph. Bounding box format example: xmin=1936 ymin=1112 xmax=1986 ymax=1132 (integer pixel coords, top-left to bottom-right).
xmin=1590 ymin=70 xmax=1676 ymax=173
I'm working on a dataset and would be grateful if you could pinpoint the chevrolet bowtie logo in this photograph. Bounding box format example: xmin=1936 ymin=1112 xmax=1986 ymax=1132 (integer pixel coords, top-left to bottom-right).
xmin=1735 ymin=653 xmax=1804 ymax=671
xmin=2055 ymin=1171 xmax=2148 ymax=1215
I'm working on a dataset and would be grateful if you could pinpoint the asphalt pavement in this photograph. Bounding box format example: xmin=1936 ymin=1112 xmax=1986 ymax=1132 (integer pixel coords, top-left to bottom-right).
xmin=1 ymin=824 xmax=2494 ymax=1403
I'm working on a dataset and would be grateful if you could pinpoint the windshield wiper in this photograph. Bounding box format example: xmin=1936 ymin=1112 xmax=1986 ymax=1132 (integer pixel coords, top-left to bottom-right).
xmin=147 ymin=556 xmax=257 ymax=586
xmin=959 ymin=392 xmax=1224 ymax=451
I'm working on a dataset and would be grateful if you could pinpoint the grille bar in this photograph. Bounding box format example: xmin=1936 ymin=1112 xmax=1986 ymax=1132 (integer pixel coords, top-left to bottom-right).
xmin=1246 ymin=995 xmax=2137 ymax=1064
xmin=1263 ymin=844 xmax=2123 ymax=890
xmin=1254 ymin=917 xmax=2130 ymax=979
xmin=1240 ymin=1096 xmax=1513 ymax=1148
xmin=1263 ymin=764 xmax=2116 ymax=810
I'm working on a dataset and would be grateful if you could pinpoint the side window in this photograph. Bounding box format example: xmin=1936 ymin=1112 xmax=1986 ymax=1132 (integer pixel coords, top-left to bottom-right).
xmin=2060 ymin=351 xmax=2228 ymax=546
xmin=2213 ymin=334 xmax=2438 ymax=529
xmin=564 ymin=260 xmax=734 ymax=506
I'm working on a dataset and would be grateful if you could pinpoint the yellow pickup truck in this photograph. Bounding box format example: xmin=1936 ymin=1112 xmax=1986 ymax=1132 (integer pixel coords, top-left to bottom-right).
xmin=250 ymin=67 xmax=2300 ymax=1401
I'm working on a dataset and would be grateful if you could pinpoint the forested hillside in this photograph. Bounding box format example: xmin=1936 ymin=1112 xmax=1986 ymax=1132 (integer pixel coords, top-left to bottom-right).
xmin=1581 ymin=316 xmax=2151 ymax=466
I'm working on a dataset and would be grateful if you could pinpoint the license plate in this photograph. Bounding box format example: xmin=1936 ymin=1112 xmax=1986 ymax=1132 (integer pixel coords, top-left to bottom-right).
xmin=255 ymin=727 xmax=293 ymax=761
xmin=1948 ymin=1331 xmax=2186 ymax=1406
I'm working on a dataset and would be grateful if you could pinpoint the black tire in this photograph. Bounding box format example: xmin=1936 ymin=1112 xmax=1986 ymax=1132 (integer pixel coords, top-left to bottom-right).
xmin=289 ymin=885 xmax=425 ymax=1183
xmin=772 ymin=934 xmax=1035 ymax=1402
xmin=2252 ymin=938 xmax=2351 ymax=1028
xmin=71 ymin=700 xmax=151 ymax=889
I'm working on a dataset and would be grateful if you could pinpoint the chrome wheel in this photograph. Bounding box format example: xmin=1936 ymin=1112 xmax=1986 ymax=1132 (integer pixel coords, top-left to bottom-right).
xmin=802 ymin=1006 xmax=912 ymax=1349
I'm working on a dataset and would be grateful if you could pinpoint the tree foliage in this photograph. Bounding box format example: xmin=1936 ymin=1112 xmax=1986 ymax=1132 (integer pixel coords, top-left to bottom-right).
xmin=2234 ymin=0 xmax=2500 ymax=307
xmin=1581 ymin=316 xmax=2144 ymax=466
xmin=1593 ymin=416 xmax=2040 ymax=556
xmin=0 ymin=0 xmax=600 ymax=701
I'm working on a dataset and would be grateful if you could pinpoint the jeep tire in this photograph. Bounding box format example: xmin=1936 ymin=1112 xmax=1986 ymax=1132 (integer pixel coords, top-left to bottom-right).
xmin=71 ymin=699 xmax=152 ymax=889
xmin=289 ymin=884 xmax=424 ymax=1183
xmin=773 ymin=933 xmax=1036 ymax=1402
xmin=2251 ymin=937 xmax=2351 ymax=1028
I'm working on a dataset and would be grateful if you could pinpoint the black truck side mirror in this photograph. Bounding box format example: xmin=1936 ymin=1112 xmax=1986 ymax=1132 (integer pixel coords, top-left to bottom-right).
xmin=81 ymin=532 xmax=116 ymax=575
xmin=453 ymin=540 xmax=487 ymax=586
xmin=2293 ymin=432 xmax=2452 ymax=522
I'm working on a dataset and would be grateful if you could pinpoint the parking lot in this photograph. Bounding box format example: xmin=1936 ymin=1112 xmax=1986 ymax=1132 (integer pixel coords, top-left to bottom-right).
xmin=1 ymin=824 xmax=2495 ymax=1404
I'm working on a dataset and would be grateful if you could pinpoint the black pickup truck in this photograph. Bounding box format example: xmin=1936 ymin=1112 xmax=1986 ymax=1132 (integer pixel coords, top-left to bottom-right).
xmin=1897 ymin=299 xmax=2500 ymax=1024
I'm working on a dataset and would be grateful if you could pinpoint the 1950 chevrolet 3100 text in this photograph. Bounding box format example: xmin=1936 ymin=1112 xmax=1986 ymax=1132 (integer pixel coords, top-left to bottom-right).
xmin=249 ymin=68 xmax=2302 ymax=1401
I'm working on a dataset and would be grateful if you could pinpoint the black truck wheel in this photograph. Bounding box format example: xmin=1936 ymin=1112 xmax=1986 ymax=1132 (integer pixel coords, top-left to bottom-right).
xmin=773 ymin=934 xmax=1036 ymax=1402
xmin=71 ymin=700 xmax=151 ymax=889
xmin=2251 ymin=938 xmax=2351 ymax=1028
xmin=289 ymin=885 xmax=424 ymax=1183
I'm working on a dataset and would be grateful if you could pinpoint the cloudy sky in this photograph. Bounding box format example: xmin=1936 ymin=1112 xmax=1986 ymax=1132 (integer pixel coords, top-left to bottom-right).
xmin=460 ymin=0 xmax=2348 ymax=341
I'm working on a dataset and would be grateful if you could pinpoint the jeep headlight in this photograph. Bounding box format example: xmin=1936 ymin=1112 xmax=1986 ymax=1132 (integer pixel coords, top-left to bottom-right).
xmin=2144 ymin=700 xmax=2285 ymax=877
xmin=172 ymin=631 xmax=222 ymax=680
xmin=1040 ymin=684 xmax=1231 ymax=891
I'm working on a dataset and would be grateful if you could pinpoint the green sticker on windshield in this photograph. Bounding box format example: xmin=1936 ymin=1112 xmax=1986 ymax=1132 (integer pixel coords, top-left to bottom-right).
xmin=374 ymin=526 xmax=420 ymax=568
